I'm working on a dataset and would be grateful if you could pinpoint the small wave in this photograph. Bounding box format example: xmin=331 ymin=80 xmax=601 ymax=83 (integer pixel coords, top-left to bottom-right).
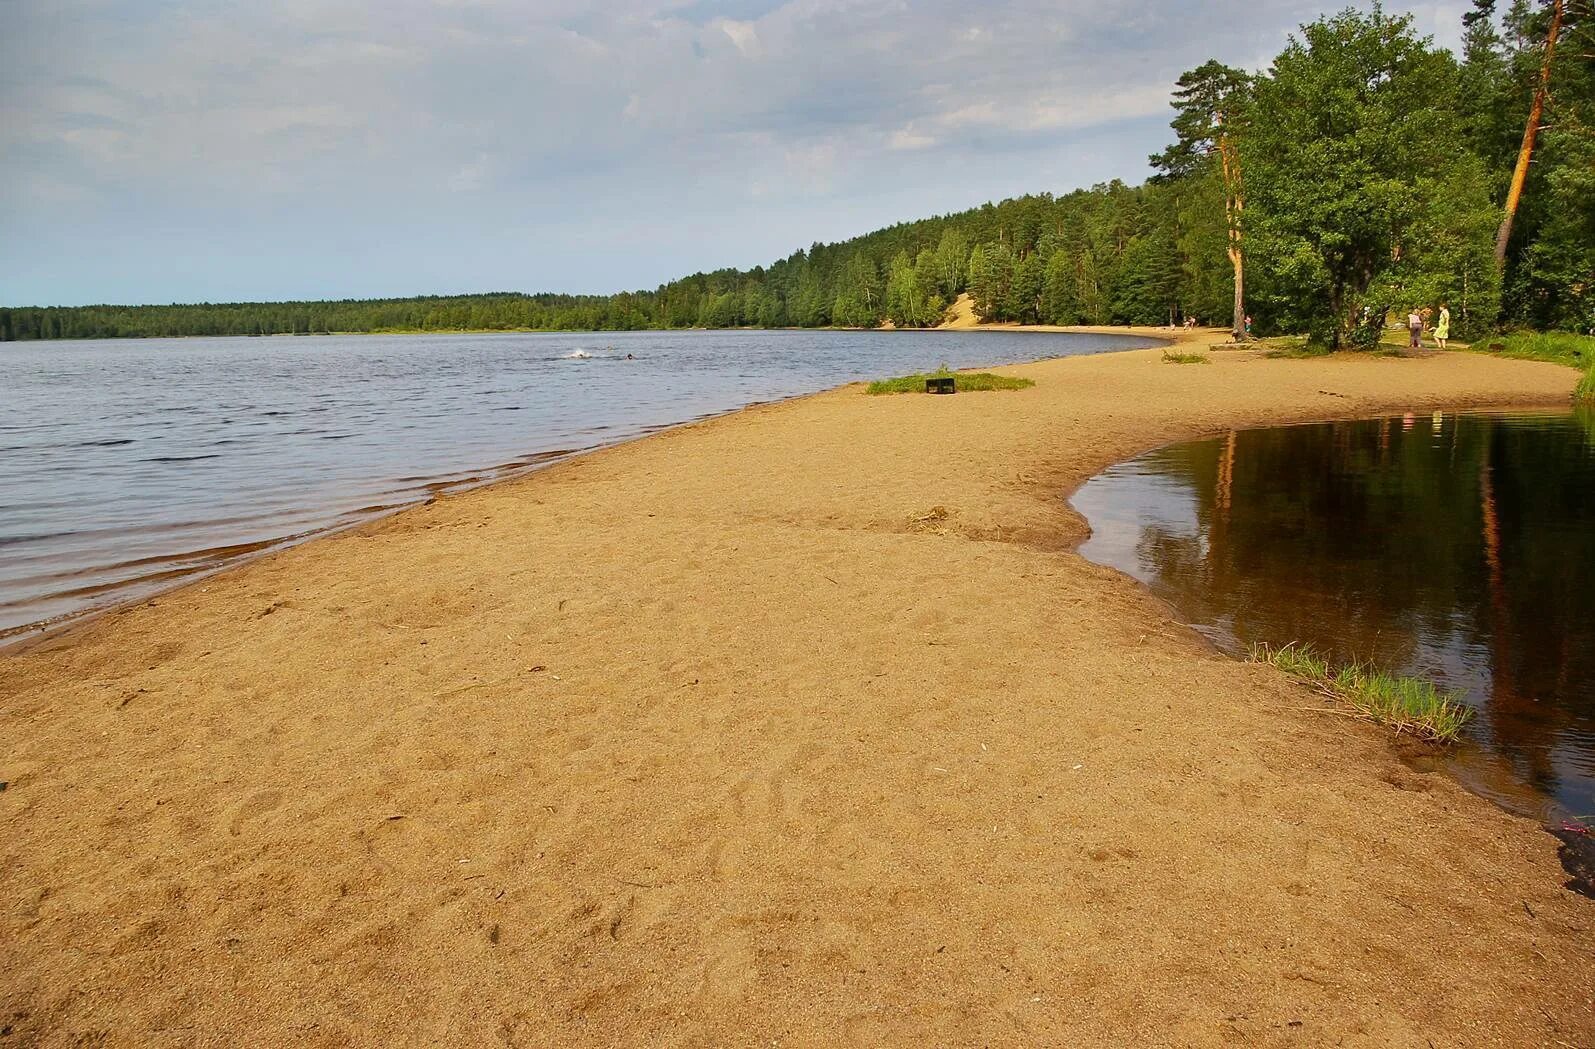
xmin=556 ymin=347 xmax=631 ymax=360
xmin=140 ymin=454 xmax=222 ymax=463
xmin=80 ymin=439 xmax=134 ymax=448
xmin=0 ymin=533 xmax=58 ymax=548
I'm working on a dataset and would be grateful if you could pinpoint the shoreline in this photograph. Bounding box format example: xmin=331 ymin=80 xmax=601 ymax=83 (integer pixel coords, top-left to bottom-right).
xmin=0 ymin=329 xmax=1161 ymax=654
xmin=3 ymin=344 xmax=1591 ymax=1044
xmin=0 ymin=322 xmax=1193 ymax=343
xmin=1057 ymin=404 xmax=1585 ymax=828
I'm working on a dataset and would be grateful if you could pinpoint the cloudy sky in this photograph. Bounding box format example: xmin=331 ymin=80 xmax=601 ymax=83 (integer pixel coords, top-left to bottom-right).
xmin=1 ymin=0 xmax=1465 ymax=306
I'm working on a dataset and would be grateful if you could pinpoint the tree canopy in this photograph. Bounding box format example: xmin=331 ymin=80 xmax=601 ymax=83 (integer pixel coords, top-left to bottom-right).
xmin=4 ymin=2 xmax=1590 ymax=345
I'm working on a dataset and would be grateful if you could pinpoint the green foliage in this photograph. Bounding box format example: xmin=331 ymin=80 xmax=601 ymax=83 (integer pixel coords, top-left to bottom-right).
xmin=865 ymin=368 xmax=1035 ymax=395
xmin=1112 ymin=232 xmax=1181 ymax=325
xmin=4 ymin=2 xmax=1589 ymax=345
xmin=1481 ymin=330 xmax=1595 ymax=401
xmin=1149 ymin=60 xmax=1253 ymax=181
xmin=1366 ymin=154 xmax=1503 ymax=341
xmin=1041 ymin=251 xmax=1083 ymax=324
xmin=1161 ymin=349 xmax=1210 ymax=364
xmin=1166 ymin=167 xmax=1233 ymax=326
xmin=1483 ymin=0 xmax=1595 ymax=332
xmin=1252 ymin=642 xmax=1474 ymax=743
xmin=1007 ymin=253 xmax=1045 ymax=324
xmin=933 ymin=229 xmax=969 ymax=300
xmin=883 ymin=249 xmax=944 ymax=328
xmin=1576 ymin=362 xmax=1595 ymax=405
xmin=1485 ymin=329 xmax=1595 ymax=367
xmin=1245 ymin=8 xmax=1493 ymax=347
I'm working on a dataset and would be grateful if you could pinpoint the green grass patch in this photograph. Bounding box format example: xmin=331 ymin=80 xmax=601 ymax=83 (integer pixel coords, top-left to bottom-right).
xmin=1251 ymin=642 xmax=1473 ymax=744
xmin=865 ymin=367 xmax=1035 ymax=395
xmin=1161 ymin=349 xmax=1209 ymax=365
xmin=1258 ymin=335 xmax=1330 ymax=358
xmin=1480 ymin=330 xmax=1595 ymax=369
xmin=1472 ymin=331 xmax=1595 ymax=405
xmin=1576 ymin=361 xmax=1595 ymax=406
xmin=1257 ymin=641 xmax=1330 ymax=680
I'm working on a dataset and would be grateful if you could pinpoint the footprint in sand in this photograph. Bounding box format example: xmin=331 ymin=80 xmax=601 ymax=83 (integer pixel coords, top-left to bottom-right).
xmin=225 ymin=789 xmax=284 ymax=837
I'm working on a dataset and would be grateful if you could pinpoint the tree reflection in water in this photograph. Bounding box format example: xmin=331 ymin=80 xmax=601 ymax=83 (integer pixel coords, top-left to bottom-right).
xmin=1073 ymin=410 xmax=1595 ymax=817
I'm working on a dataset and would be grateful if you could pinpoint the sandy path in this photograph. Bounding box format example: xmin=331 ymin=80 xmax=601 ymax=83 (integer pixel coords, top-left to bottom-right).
xmin=3 ymin=345 xmax=1591 ymax=1047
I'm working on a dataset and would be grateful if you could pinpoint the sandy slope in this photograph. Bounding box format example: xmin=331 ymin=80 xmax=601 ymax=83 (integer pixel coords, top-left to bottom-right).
xmin=2 ymin=344 xmax=1592 ymax=1047
xmin=939 ymin=292 xmax=982 ymax=329
xmin=937 ymin=292 xmax=1217 ymax=343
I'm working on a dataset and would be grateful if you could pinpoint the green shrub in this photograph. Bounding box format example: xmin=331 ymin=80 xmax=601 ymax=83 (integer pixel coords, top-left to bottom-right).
xmin=866 ymin=367 xmax=1035 ymax=395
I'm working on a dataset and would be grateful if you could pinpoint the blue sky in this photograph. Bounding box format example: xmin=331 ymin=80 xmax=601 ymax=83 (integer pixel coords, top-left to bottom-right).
xmin=1 ymin=0 xmax=1466 ymax=306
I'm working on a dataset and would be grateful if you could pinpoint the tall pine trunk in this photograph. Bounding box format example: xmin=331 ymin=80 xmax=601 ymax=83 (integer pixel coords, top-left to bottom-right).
xmin=1495 ymin=0 xmax=1564 ymax=266
xmin=1218 ymin=128 xmax=1248 ymax=340
xmin=1228 ymin=237 xmax=1245 ymax=340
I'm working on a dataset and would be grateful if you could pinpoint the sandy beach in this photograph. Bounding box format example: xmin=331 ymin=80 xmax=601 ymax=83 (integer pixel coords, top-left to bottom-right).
xmin=3 ymin=341 xmax=1592 ymax=1046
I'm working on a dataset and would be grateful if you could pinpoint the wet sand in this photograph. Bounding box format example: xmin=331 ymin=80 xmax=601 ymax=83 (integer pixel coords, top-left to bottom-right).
xmin=3 ymin=343 xmax=1592 ymax=1046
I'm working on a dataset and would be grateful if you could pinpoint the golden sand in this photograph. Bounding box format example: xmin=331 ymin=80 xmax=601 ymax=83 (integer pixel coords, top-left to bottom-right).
xmin=3 ymin=342 xmax=1591 ymax=1046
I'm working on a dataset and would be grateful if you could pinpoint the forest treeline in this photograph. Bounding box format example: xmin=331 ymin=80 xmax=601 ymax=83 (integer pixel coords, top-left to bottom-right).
xmin=3 ymin=1 xmax=1590 ymax=347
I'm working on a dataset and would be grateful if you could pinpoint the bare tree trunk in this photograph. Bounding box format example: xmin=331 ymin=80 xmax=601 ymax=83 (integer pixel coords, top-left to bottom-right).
xmin=1495 ymin=0 xmax=1564 ymax=267
xmin=1218 ymin=126 xmax=1247 ymax=340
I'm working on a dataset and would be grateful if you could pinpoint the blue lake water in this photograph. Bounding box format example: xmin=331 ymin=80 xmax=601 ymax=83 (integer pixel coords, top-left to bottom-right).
xmin=0 ymin=328 xmax=1157 ymax=639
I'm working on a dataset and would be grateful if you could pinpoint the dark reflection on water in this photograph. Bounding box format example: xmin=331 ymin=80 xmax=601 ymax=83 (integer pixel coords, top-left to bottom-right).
xmin=0 ymin=328 xmax=1158 ymax=641
xmin=1073 ymin=410 xmax=1595 ymax=819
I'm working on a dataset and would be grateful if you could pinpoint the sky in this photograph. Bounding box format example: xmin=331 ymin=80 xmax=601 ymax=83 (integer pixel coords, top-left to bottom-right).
xmin=1 ymin=0 xmax=1467 ymax=307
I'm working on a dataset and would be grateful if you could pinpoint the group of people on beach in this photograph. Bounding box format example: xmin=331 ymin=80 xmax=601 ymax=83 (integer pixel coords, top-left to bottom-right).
xmin=1406 ymin=303 xmax=1451 ymax=350
xmin=1169 ymin=304 xmax=1452 ymax=350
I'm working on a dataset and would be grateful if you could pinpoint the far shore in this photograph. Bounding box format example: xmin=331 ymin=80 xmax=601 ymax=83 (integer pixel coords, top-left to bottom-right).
xmin=3 ymin=341 xmax=1591 ymax=1045
xmin=2 ymin=306 xmax=1200 ymax=344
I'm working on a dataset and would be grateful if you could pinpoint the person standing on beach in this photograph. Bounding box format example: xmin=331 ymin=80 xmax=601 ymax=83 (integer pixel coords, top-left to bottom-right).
xmin=1434 ymin=303 xmax=1450 ymax=350
xmin=1408 ymin=308 xmax=1423 ymax=350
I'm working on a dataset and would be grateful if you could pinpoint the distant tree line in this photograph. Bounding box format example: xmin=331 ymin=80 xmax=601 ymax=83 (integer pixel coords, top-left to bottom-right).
xmin=3 ymin=2 xmax=1589 ymax=347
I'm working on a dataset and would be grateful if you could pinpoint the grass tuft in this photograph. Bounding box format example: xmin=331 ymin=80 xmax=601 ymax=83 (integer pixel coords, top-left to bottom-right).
xmin=1251 ymin=642 xmax=1473 ymax=744
xmin=1576 ymin=361 xmax=1595 ymax=406
xmin=866 ymin=367 xmax=1035 ymax=395
xmin=1161 ymin=349 xmax=1209 ymax=365
xmin=1257 ymin=641 xmax=1329 ymax=680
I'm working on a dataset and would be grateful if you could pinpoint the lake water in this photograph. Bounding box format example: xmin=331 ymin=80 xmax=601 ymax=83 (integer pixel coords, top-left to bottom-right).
xmin=0 ymin=328 xmax=1157 ymax=641
xmin=1072 ymin=410 xmax=1595 ymax=820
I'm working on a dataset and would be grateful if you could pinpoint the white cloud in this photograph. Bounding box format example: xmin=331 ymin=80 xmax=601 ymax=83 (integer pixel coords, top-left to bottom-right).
xmin=715 ymin=18 xmax=762 ymax=56
xmin=0 ymin=0 xmax=1478 ymax=304
xmin=888 ymin=127 xmax=937 ymax=151
xmin=447 ymin=154 xmax=493 ymax=193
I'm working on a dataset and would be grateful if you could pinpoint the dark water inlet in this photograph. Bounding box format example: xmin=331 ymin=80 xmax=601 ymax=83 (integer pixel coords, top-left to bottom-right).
xmin=1072 ymin=410 xmax=1595 ymax=822
xmin=0 ymin=328 xmax=1159 ymax=641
